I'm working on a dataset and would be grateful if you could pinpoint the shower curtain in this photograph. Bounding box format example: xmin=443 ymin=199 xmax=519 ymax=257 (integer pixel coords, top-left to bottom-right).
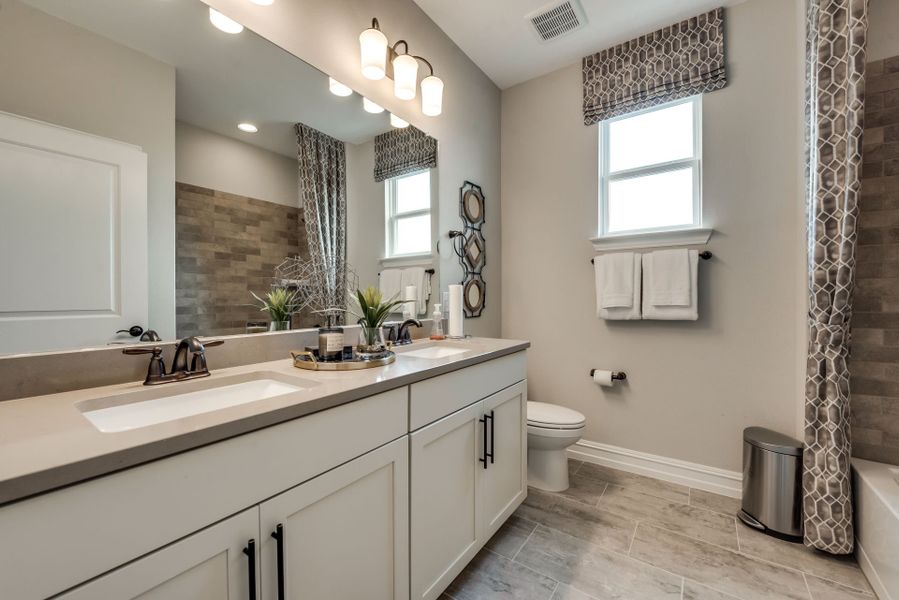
xmin=295 ymin=123 xmax=348 ymax=324
xmin=803 ymin=0 xmax=868 ymax=555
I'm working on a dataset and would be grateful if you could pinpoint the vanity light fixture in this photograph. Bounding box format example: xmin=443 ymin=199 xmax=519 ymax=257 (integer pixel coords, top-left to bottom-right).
xmin=390 ymin=114 xmax=409 ymax=128
xmin=363 ymin=98 xmax=384 ymax=114
xmin=237 ymin=122 xmax=258 ymax=133
xmin=359 ymin=18 xmax=445 ymax=116
xmin=209 ymin=8 xmax=244 ymax=34
xmin=328 ymin=77 xmax=353 ymax=97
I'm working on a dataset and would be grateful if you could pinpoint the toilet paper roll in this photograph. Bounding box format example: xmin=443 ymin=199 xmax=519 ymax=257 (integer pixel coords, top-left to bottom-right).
xmin=448 ymin=284 xmax=464 ymax=337
xmin=592 ymin=369 xmax=614 ymax=387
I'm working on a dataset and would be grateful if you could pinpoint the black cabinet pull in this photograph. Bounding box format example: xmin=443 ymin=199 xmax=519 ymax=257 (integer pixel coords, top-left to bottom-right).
xmin=243 ymin=538 xmax=257 ymax=600
xmin=271 ymin=524 xmax=285 ymax=600
xmin=487 ymin=410 xmax=495 ymax=464
xmin=478 ymin=415 xmax=488 ymax=469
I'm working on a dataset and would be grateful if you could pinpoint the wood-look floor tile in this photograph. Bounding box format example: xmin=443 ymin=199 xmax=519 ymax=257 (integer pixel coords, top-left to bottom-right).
xmin=577 ymin=463 xmax=690 ymax=503
xmin=689 ymin=489 xmax=741 ymax=516
xmin=736 ymin=523 xmax=871 ymax=593
xmin=485 ymin=514 xmax=537 ymax=559
xmin=599 ymin=485 xmax=739 ymax=550
xmin=550 ymin=583 xmax=599 ymax=600
xmin=514 ymin=492 xmax=637 ymax=553
xmin=683 ymin=580 xmax=742 ymax=600
xmin=805 ymin=574 xmax=876 ymax=600
xmin=446 ymin=549 xmax=558 ymax=600
xmin=515 ymin=525 xmax=682 ymax=600
xmin=556 ymin=473 xmax=608 ymax=507
xmin=630 ymin=524 xmax=809 ymax=600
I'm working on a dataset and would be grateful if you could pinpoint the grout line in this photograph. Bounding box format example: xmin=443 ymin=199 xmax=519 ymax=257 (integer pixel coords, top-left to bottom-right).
xmin=680 ymin=577 xmax=686 ymax=600
xmin=511 ymin=527 xmax=537 ymax=562
xmin=734 ymin=519 xmax=741 ymax=553
xmin=803 ymin=573 xmax=814 ymax=600
xmin=488 ymin=546 xmax=561 ymax=586
xmin=688 ymin=487 xmax=692 ymax=506
xmin=548 ymin=580 xmax=559 ymax=600
xmin=627 ymin=521 xmax=639 ymax=556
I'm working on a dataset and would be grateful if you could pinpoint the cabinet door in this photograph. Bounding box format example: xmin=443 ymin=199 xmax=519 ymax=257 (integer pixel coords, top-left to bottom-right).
xmin=410 ymin=401 xmax=485 ymax=600
xmin=56 ymin=508 xmax=259 ymax=600
xmin=480 ymin=381 xmax=528 ymax=538
xmin=259 ymin=437 xmax=409 ymax=600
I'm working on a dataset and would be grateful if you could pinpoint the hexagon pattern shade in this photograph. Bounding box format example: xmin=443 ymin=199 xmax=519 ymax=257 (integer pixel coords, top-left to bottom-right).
xmin=803 ymin=0 xmax=868 ymax=555
xmin=582 ymin=7 xmax=726 ymax=126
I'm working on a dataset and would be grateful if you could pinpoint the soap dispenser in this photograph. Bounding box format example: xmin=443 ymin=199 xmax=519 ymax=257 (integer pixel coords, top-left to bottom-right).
xmin=429 ymin=304 xmax=446 ymax=340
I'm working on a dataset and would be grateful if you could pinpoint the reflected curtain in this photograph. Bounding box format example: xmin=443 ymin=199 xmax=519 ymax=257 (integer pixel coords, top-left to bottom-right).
xmin=295 ymin=123 xmax=347 ymax=323
xmin=803 ymin=0 xmax=868 ymax=555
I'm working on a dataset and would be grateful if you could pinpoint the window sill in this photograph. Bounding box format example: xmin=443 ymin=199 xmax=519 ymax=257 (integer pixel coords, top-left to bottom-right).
xmin=590 ymin=228 xmax=713 ymax=252
xmin=379 ymin=253 xmax=435 ymax=268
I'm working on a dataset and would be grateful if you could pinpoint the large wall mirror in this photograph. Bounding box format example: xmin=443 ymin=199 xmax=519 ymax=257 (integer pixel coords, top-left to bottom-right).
xmin=0 ymin=0 xmax=440 ymax=355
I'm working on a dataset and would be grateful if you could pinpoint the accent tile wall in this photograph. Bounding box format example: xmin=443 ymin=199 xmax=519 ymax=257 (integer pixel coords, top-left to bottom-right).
xmin=175 ymin=182 xmax=307 ymax=337
xmin=851 ymin=55 xmax=899 ymax=464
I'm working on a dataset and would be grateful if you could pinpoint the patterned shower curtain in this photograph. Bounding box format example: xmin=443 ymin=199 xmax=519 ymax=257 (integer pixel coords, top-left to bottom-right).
xmin=295 ymin=123 xmax=348 ymax=324
xmin=803 ymin=0 xmax=868 ymax=555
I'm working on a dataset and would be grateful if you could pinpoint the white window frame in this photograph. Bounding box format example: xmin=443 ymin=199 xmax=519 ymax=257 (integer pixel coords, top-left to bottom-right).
xmin=385 ymin=169 xmax=432 ymax=258
xmin=598 ymin=95 xmax=703 ymax=238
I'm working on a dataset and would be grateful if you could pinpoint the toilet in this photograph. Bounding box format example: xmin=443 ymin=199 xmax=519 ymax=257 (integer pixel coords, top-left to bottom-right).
xmin=526 ymin=401 xmax=586 ymax=492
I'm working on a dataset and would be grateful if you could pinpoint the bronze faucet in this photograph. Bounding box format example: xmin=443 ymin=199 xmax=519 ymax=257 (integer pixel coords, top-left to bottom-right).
xmin=395 ymin=319 xmax=423 ymax=345
xmin=123 ymin=337 xmax=224 ymax=386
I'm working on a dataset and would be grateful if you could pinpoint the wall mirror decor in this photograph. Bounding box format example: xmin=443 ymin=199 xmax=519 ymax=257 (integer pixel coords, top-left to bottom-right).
xmin=449 ymin=181 xmax=486 ymax=318
xmin=0 ymin=0 xmax=441 ymax=355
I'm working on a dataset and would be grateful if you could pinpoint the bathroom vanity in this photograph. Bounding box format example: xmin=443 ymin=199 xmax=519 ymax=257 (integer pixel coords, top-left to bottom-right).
xmin=0 ymin=338 xmax=527 ymax=600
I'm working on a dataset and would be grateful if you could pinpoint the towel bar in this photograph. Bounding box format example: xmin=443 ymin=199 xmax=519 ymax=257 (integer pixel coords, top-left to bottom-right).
xmin=590 ymin=251 xmax=711 ymax=265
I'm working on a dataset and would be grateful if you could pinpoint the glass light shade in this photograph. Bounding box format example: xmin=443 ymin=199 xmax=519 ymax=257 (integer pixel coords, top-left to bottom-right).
xmin=363 ymin=98 xmax=384 ymax=114
xmin=209 ymin=8 xmax=244 ymax=34
xmin=237 ymin=123 xmax=258 ymax=133
xmin=328 ymin=77 xmax=353 ymax=97
xmin=392 ymin=54 xmax=419 ymax=100
xmin=390 ymin=114 xmax=409 ymax=128
xmin=359 ymin=27 xmax=388 ymax=80
xmin=420 ymin=75 xmax=444 ymax=116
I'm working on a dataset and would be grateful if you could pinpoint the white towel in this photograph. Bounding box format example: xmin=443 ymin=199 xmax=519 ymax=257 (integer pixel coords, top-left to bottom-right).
xmin=648 ymin=249 xmax=691 ymax=306
xmin=379 ymin=269 xmax=403 ymax=303
xmin=595 ymin=253 xmax=642 ymax=320
xmin=401 ymin=267 xmax=429 ymax=316
xmin=642 ymin=250 xmax=699 ymax=320
xmin=597 ymin=252 xmax=636 ymax=308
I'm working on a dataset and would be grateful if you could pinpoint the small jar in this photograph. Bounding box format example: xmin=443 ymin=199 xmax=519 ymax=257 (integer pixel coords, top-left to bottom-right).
xmin=317 ymin=326 xmax=344 ymax=361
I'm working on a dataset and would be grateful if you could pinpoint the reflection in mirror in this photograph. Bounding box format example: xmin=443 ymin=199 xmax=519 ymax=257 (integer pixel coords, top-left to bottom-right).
xmin=0 ymin=0 xmax=439 ymax=355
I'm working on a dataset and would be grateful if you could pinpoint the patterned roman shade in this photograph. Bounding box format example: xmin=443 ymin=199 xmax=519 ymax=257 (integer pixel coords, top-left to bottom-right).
xmin=373 ymin=125 xmax=438 ymax=182
xmin=582 ymin=7 xmax=727 ymax=126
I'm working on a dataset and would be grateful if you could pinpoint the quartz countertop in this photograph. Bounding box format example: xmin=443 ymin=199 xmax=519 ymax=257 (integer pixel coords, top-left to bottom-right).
xmin=0 ymin=337 xmax=528 ymax=506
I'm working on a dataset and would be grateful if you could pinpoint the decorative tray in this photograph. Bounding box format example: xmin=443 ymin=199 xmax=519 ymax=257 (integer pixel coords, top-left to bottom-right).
xmin=290 ymin=349 xmax=396 ymax=371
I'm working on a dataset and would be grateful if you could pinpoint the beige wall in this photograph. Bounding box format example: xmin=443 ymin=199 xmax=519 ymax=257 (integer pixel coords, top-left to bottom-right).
xmin=500 ymin=0 xmax=805 ymax=472
xmin=175 ymin=122 xmax=298 ymax=208
xmin=203 ymin=0 xmax=502 ymax=337
xmin=869 ymin=0 xmax=899 ymax=61
xmin=0 ymin=0 xmax=177 ymax=339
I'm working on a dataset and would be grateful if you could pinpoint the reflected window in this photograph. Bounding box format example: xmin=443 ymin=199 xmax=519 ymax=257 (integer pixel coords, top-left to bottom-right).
xmin=598 ymin=96 xmax=702 ymax=236
xmin=386 ymin=170 xmax=431 ymax=256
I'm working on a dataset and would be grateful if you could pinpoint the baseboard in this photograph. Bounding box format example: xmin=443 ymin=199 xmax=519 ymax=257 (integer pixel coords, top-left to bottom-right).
xmin=568 ymin=439 xmax=742 ymax=498
xmin=857 ymin=541 xmax=891 ymax=600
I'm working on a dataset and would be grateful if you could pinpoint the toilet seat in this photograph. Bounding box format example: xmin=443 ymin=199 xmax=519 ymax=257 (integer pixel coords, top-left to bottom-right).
xmin=526 ymin=401 xmax=585 ymax=430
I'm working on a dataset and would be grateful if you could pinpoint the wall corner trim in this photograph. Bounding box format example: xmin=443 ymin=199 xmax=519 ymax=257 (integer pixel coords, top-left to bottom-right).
xmin=568 ymin=438 xmax=742 ymax=498
xmin=590 ymin=227 xmax=713 ymax=252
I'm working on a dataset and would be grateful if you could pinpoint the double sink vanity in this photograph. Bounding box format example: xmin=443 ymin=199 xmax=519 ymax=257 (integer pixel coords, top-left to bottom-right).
xmin=0 ymin=337 xmax=528 ymax=600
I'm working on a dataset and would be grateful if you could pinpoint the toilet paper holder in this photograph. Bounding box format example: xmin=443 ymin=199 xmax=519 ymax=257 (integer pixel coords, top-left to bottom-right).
xmin=590 ymin=369 xmax=627 ymax=381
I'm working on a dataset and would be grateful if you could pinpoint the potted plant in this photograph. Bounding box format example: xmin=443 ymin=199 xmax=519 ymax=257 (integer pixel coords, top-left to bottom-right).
xmin=349 ymin=286 xmax=407 ymax=354
xmin=250 ymin=287 xmax=300 ymax=331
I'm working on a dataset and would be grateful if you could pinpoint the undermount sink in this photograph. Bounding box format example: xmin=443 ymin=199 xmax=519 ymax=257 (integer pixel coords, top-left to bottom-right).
xmin=78 ymin=372 xmax=315 ymax=433
xmin=399 ymin=344 xmax=470 ymax=360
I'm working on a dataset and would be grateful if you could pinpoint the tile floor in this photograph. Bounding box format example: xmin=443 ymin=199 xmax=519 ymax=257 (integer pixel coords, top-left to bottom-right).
xmin=441 ymin=460 xmax=874 ymax=600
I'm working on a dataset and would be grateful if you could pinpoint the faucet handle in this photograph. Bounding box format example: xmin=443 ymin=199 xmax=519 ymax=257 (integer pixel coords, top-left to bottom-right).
xmin=123 ymin=347 xmax=166 ymax=384
xmin=200 ymin=339 xmax=225 ymax=349
xmin=123 ymin=346 xmax=163 ymax=357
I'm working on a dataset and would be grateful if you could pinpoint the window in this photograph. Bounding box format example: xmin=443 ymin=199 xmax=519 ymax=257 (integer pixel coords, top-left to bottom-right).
xmin=385 ymin=170 xmax=431 ymax=257
xmin=598 ymin=96 xmax=702 ymax=237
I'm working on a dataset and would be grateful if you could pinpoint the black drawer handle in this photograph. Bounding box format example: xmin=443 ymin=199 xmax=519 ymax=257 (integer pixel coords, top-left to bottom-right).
xmin=487 ymin=410 xmax=495 ymax=464
xmin=243 ymin=539 xmax=257 ymax=600
xmin=271 ymin=524 xmax=285 ymax=600
xmin=479 ymin=415 xmax=488 ymax=469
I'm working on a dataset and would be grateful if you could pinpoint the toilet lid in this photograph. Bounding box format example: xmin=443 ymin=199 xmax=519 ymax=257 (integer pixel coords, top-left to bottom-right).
xmin=527 ymin=401 xmax=585 ymax=429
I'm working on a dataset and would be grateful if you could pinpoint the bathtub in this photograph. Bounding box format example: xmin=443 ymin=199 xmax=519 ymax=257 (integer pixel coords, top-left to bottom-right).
xmin=853 ymin=458 xmax=899 ymax=600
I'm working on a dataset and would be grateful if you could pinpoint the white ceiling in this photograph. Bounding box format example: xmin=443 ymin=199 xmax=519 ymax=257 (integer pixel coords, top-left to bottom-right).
xmin=412 ymin=0 xmax=745 ymax=89
xmin=21 ymin=0 xmax=392 ymax=156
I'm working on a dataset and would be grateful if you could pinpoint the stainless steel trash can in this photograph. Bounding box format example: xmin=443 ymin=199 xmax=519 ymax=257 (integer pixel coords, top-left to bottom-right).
xmin=738 ymin=426 xmax=803 ymax=540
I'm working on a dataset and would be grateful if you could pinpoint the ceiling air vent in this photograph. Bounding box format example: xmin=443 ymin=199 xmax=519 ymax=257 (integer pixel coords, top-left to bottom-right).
xmin=527 ymin=0 xmax=586 ymax=42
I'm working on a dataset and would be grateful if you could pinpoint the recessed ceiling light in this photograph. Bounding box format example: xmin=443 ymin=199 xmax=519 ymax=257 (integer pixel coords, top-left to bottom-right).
xmin=329 ymin=77 xmax=353 ymax=97
xmin=209 ymin=8 xmax=244 ymax=34
xmin=237 ymin=123 xmax=258 ymax=133
xmin=390 ymin=114 xmax=409 ymax=128
xmin=249 ymin=0 xmax=274 ymax=5
xmin=363 ymin=98 xmax=384 ymax=114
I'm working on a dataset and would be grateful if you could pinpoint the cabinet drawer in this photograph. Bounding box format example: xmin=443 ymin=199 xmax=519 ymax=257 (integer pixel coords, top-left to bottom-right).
xmin=409 ymin=352 xmax=526 ymax=431
xmin=0 ymin=387 xmax=407 ymax=600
